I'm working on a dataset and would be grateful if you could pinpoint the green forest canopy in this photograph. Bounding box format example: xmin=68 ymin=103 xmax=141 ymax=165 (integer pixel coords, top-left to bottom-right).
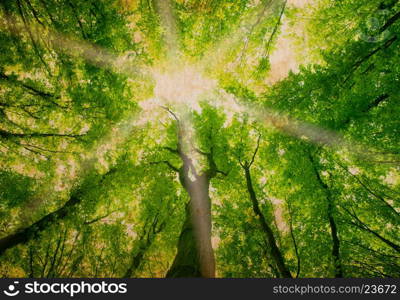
xmin=0 ymin=0 xmax=399 ymax=278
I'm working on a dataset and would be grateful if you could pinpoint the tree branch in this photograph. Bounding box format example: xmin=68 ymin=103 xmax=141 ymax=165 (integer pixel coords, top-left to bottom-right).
xmin=248 ymin=134 xmax=261 ymax=168
xmin=149 ymin=160 xmax=179 ymax=172
xmin=0 ymin=129 xmax=85 ymax=139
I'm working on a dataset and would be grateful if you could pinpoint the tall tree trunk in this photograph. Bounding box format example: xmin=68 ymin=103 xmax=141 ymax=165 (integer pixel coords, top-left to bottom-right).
xmin=124 ymin=213 xmax=166 ymax=278
xmin=309 ymin=153 xmax=343 ymax=277
xmin=162 ymin=110 xmax=222 ymax=278
xmin=167 ymin=172 xmax=215 ymax=277
xmin=243 ymin=166 xmax=292 ymax=278
xmin=123 ymin=244 xmax=149 ymax=278
xmin=328 ymin=198 xmax=343 ymax=277
xmin=166 ymin=203 xmax=202 ymax=277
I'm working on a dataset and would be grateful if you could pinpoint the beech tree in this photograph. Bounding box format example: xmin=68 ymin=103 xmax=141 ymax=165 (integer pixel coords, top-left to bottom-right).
xmin=0 ymin=0 xmax=399 ymax=278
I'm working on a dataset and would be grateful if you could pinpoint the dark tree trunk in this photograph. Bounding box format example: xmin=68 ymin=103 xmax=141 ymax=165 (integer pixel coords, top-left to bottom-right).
xmin=309 ymin=153 xmax=343 ymax=277
xmin=123 ymin=246 xmax=148 ymax=278
xmin=328 ymin=200 xmax=343 ymax=278
xmin=124 ymin=213 xmax=166 ymax=278
xmin=0 ymin=168 xmax=116 ymax=256
xmin=0 ymin=195 xmax=80 ymax=256
xmin=243 ymin=166 xmax=292 ymax=278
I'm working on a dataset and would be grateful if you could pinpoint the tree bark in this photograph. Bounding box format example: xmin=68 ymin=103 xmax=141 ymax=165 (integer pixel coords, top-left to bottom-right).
xmin=0 ymin=194 xmax=80 ymax=256
xmin=166 ymin=170 xmax=215 ymax=278
xmin=243 ymin=166 xmax=292 ymax=278
xmin=163 ymin=113 xmax=217 ymax=277
xmin=0 ymin=168 xmax=116 ymax=256
xmin=328 ymin=200 xmax=343 ymax=277
xmin=124 ymin=213 xmax=166 ymax=278
xmin=166 ymin=203 xmax=202 ymax=277
xmin=123 ymin=244 xmax=149 ymax=278
xmin=343 ymin=207 xmax=400 ymax=254
xmin=309 ymin=153 xmax=343 ymax=277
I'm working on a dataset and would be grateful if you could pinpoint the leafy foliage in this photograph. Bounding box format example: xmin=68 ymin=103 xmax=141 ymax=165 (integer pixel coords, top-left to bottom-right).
xmin=0 ymin=0 xmax=399 ymax=278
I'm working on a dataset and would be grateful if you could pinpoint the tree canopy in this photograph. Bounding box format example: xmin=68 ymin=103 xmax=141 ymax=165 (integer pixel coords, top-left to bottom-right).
xmin=0 ymin=0 xmax=399 ymax=278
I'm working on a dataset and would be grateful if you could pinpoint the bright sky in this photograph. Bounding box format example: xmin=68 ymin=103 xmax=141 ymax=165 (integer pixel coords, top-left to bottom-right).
xmin=267 ymin=0 xmax=314 ymax=84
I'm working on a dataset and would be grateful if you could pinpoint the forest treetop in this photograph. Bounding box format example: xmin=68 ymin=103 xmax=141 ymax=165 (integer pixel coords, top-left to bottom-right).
xmin=0 ymin=0 xmax=399 ymax=278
